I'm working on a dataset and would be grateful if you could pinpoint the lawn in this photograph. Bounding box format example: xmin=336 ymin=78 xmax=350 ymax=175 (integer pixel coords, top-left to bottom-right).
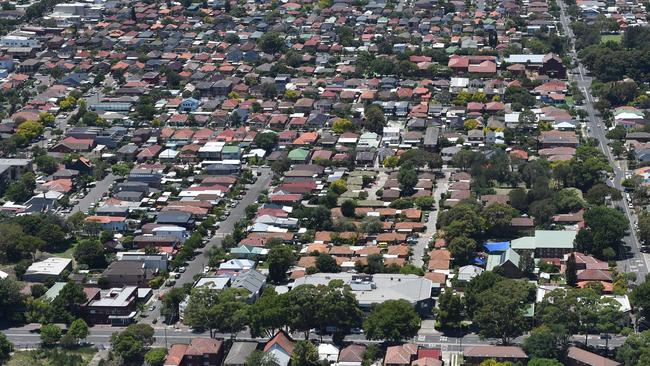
xmin=600 ymin=34 xmax=622 ymax=43
xmin=8 ymin=347 xmax=96 ymax=366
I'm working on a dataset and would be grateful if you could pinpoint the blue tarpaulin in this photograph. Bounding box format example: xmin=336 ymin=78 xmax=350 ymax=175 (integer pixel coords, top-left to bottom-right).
xmin=474 ymin=257 xmax=486 ymax=265
xmin=483 ymin=241 xmax=510 ymax=253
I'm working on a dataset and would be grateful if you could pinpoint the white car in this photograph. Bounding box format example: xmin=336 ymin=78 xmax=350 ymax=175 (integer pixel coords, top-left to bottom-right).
xmin=203 ymin=266 xmax=211 ymax=274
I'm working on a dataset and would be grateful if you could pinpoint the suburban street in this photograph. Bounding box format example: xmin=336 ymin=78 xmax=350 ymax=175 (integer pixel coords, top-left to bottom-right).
xmin=2 ymin=322 xmax=624 ymax=351
xmin=64 ymin=173 xmax=117 ymax=219
xmin=142 ymin=167 xmax=273 ymax=322
xmin=558 ymin=0 xmax=650 ymax=282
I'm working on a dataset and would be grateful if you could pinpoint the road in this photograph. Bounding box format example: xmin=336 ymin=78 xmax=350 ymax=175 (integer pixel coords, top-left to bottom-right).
xmin=558 ymin=0 xmax=649 ymax=282
xmin=65 ymin=173 xmax=117 ymax=219
xmin=1 ymin=323 xmax=625 ymax=351
xmin=143 ymin=167 xmax=273 ymax=322
xmin=412 ymin=171 xmax=450 ymax=267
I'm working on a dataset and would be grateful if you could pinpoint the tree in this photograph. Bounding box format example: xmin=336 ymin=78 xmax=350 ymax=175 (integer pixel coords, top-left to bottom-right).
xmin=110 ymin=324 xmax=155 ymax=365
xmin=291 ymin=340 xmax=320 ymax=366
xmin=268 ymin=245 xmax=294 ymax=284
xmin=258 ymin=32 xmax=285 ymax=54
xmin=294 ymin=205 xmax=332 ymax=231
xmin=528 ymin=359 xmax=563 ymax=366
xmin=518 ymin=109 xmax=537 ymax=127
xmin=67 ymin=318 xmax=89 ymax=344
xmin=415 ymin=196 xmax=434 ymax=210
xmin=363 ymin=104 xmax=386 ymax=133
xmin=585 ymin=183 xmax=621 ymax=205
xmin=508 ymin=188 xmax=528 ymax=212
xmin=437 ymin=202 xmax=485 ymax=240
xmin=341 ymin=199 xmax=357 ymax=217
xmin=16 ymin=120 xmax=44 ymax=140
xmin=254 ymin=132 xmax=278 ymax=152
xmin=631 ymin=274 xmax=650 ymax=318
xmin=261 ymin=83 xmax=278 ymax=99
xmin=482 ymin=203 xmax=517 ymax=237
xmin=0 ymin=278 xmax=26 ymax=323
xmin=144 ymin=348 xmax=168 ymax=366
xmin=73 ymin=239 xmax=106 ymax=268
xmin=364 ymin=300 xmax=421 ymax=343
xmin=111 ymin=162 xmax=131 ymax=177
xmin=565 ymin=252 xmax=578 ymax=287
xmin=0 ymin=333 xmax=13 ymax=365
xmin=40 ymin=324 xmax=62 ymax=346
xmin=523 ymin=325 xmax=568 ymax=360
xmin=248 ymin=288 xmax=289 ymax=338
xmin=616 ymin=330 xmax=650 ymax=366
xmin=35 ymin=155 xmax=58 ymax=175
xmin=246 ymin=351 xmax=278 ymax=366
xmin=53 ymin=282 xmax=88 ymax=322
xmin=316 ymin=253 xmax=340 ymax=273
xmin=360 ymin=217 xmax=382 ymax=234
xmin=575 ymin=206 xmax=628 ymax=259
xmin=437 ymin=288 xmax=464 ymax=329
xmin=397 ymin=164 xmax=417 ymax=196
xmin=5 ymin=172 xmax=36 ymax=203
xmin=161 ymin=287 xmax=186 ymax=322
xmin=474 ymin=280 xmax=533 ymax=344
xmin=332 ymin=118 xmax=355 ymax=133
xmin=639 ymin=212 xmax=650 ymax=244
xmin=448 ymin=236 xmax=476 ymax=265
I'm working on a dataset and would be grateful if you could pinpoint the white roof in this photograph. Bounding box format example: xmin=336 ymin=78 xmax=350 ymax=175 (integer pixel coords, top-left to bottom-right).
xmin=152 ymin=225 xmax=186 ymax=232
xmin=91 ymin=286 xmax=137 ymax=307
xmin=26 ymin=257 xmax=72 ymax=276
xmin=0 ymin=270 xmax=8 ymax=279
xmin=199 ymin=141 xmax=225 ymax=152
xmin=504 ymin=54 xmax=545 ymax=63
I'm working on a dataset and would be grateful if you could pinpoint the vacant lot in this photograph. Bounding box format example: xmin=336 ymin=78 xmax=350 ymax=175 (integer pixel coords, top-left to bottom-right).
xmin=8 ymin=347 xmax=96 ymax=366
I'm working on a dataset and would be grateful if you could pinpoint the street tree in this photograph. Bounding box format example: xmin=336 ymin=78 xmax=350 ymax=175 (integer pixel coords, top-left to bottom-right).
xmin=67 ymin=318 xmax=89 ymax=344
xmin=364 ymin=299 xmax=421 ymax=343
xmin=110 ymin=324 xmax=155 ymax=365
xmin=0 ymin=278 xmax=26 ymax=323
xmin=183 ymin=288 xmax=249 ymax=338
xmin=437 ymin=288 xmax=464 ymax=330
xmin=523 ymin=325 xmax=569 ymax=360
xmin=291 ymin=340 xmax=320 ymax=366
xmin=267 ymin=245 xmax=295 ymax=284
xmin=0 ymin=333 xmax=12 ymax=365
xmin=248 ymin=287 xmax=289 ymax=338
xmin=161 ymin=287 xmax=186 ymax=322
xmin=144 ymin=348 xmax=168 ymax=366
xmin=40 ymin=324 xmax=62 ymax=346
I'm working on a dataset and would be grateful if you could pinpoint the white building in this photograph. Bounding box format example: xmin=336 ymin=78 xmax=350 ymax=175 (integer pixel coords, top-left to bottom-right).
xmin=23 ymin=257 xmax=72 ymax=282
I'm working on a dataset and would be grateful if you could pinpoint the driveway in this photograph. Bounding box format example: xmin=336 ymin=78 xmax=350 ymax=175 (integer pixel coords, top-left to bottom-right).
xmin=412 ymin=171 xmax=450 ymax=267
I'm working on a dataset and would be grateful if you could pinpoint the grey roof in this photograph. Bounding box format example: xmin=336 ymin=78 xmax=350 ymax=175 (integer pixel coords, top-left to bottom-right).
xmin=224 ymin=342 xmax=258 ymax=365
xmin=231 ymin=269 xmax=266 ymax=295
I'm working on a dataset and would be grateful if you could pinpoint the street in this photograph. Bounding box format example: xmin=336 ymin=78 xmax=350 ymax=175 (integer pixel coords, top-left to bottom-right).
xmin=412 ymin=171 xmax=450 ymax=267
xmin=143 ymin=167 xmax=273 ymax=322
xmin=557 ymin=0 xmax=649 ymax=282
xmin=65 ymin=173 xmax=117 ymax=219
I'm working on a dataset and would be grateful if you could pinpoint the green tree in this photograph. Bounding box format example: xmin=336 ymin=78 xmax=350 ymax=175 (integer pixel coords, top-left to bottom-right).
xmin=291 ymin=340 xmax=320 ymax=366
xmin=341 ymin=199 xmax=357 ymax=217
xmin=565 ymin=252 xmax=578 ymax=287
xmin=482 ymin=203 xmax=517 ymax=236
xmin=448 ymin=236 xmax=476 ymax=266
xmin=437 ymin=288 xmax=464 ymax=329
xmin=40 ymin=324 xmax=62 ymax=346
xmin=523 ymin=325 xmax=568 ymax=360
xmin=34 ymin=155 xmax=59 ymax=175
xmin=144 ymin=348 xmax=168 ymax=366
xmin=246 ymin=351 xmax=278 ymax=366
xmin=73 ymin=239 xmax=106 ymax=268
xmin=474 ymin=279 xmax=533 ymax=344
xmin=248 ymin=288 xmax=289 ymax=338
xmin=363 ymin=104 xmax=386 ymax=133
xmin=316 ymin=253 xmax=340 ymax=273
xmin=508 ymin=188 xmax=528 ymax=212
xmin=5 ymin=172 xmax=36 ymax=203
xmin=0 ymin=333 xmax=13 ymax=365
xmin=528 ymin=359 xmax=563 ymax=366
xmin=616 ymin=330 xmax=650 ymax=366
xmin=397 ymin=164 xmax=418 ymax=196
xmin=0 ymin=277 xmax=26 ymax=323
xmin=111 ymin=162 xmax=131 ymax=177
xmin=363 ymin=299 xmax=421 ymax=343
xmin=53 ymin=282 xmax=87 ymax=322
xmin=575 ymin=206 xmax=628 ymax=259
xmin=258 ymin=32 xmax=285 ymax=54
xmin=67 ymin=318 xmax=89 ymax=344
xmin=332 ymin=118 xmax=355 ymax=133
xmin=415 ymin=196 xmax=434 ymax=210
xmin=254 ymin=132 xmax=278 ymax=152
xmin=360 ymin=217 xmax=382 ymax=234
xmin=110 ymin=324 xmax=155 ymax=365
xmin=267 ymin=245 xmax=294 ymax=284
xmin=16 ymin=120 xmax=44 ymax=140
xmin=161 ymin=287 xmax=186 ymax=322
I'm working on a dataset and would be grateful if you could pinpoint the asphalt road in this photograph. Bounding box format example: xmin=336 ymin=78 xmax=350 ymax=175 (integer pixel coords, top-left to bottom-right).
xmin=143 ymin=167 xmax=273 ymax=322
xmin=412 ymin=171 xmax=450 ymax=267
xmin=65 ymin=173 xmax=117 ymax=219
xmin=1 ymin=323 xmax=624 ymax=351
xmin=558 ymin=0 xmax=649 ymax=282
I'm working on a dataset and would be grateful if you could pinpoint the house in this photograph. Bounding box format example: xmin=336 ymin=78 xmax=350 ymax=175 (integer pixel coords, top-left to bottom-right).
xmin=384 ymin=343 xmax=417 ymax=366
xmin=337 ymin=344 xmax=366 ymax=366
xmin=179 ymin=97 xmax=200 ymax=112
xmin=23 ymin=257 xmax=72 ymax=282
xmin=319 ymin=344 xmax=340 ymax=364
xmin=463 ymin=346 xmax=528 ymax=365
xmin=224 ymin=342 xmax=258 ymax=366
xmin=0 ymin=158 xmax=32 ymax=193
xmin=165 ymin=338 xmax=224 ymax=366
xmin=263 ymin=330 xmax=295 ymax=366
xmin=566 ymin=347 xmax=620 ymax=366
xmin=292 ymin=273 xmax=435 ymax=314
xmin=102 ymin=261 xmax=157 ymax=287
xmin=231 ymin=269 xmax=266 ymax=302
xmin=116 ymin=252 xmax=169 ymax=271
xmin=510 ymin=230 xmax=576 ymax=257
xmin=86 ymin=286 xmax=137 ymax=325
xmin=486 ymin=248 xmax=521 ymax=278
